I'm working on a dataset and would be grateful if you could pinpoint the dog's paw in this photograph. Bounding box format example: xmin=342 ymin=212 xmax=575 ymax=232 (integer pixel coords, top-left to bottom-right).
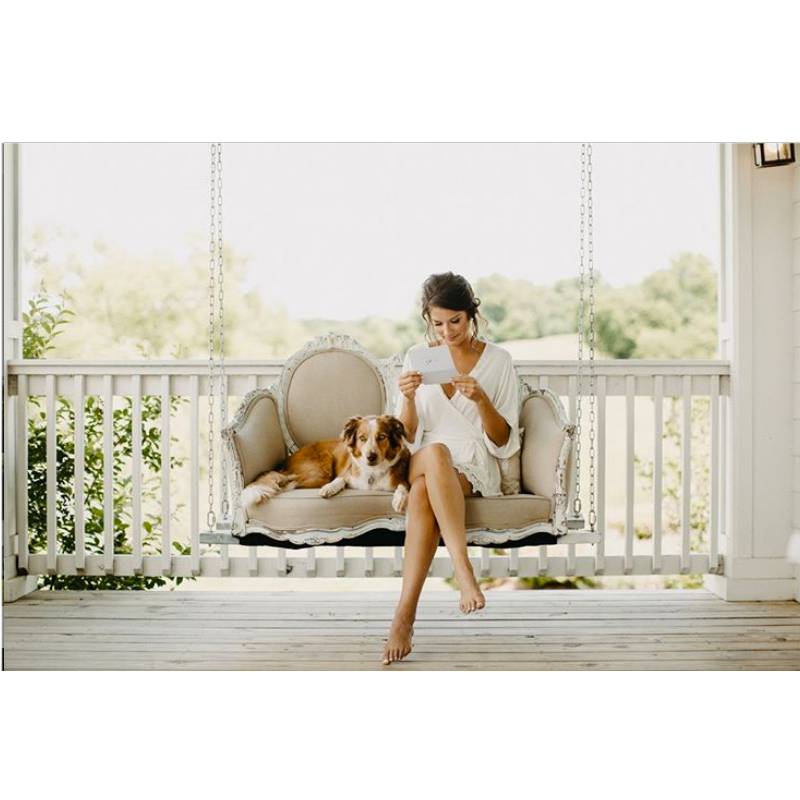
xmin=392 ymin=485 xmax=409 ymax=513
xmin=241 ymin=485 xmax=270 ymax=507
xmin=319 ymin=479 xmax=345 ymax=498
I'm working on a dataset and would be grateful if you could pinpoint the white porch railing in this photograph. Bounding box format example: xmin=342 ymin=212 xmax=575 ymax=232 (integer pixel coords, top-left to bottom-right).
xmin=5 ymin=358 xmax=730 ymax=580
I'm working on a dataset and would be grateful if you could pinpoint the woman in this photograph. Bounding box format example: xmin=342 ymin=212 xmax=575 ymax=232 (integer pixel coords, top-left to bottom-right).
xmin=382 ymin=272 xmax=521 ymax=665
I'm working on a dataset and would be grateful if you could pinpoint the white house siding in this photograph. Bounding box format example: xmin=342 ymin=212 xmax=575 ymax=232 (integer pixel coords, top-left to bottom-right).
xmin=792 ymin=152 xmax=800 ymax=601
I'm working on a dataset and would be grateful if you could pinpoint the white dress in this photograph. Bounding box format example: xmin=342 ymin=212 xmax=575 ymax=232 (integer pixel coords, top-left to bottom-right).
xmin=393 ymin=339 xmax=521 ymax=496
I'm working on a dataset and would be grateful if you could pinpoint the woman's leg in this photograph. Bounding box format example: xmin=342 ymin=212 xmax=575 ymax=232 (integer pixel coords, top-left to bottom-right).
xmin=382 ymin=476 xmax=440 ymax=665
xmin=408 ymin=443 xmax=486 ymax=614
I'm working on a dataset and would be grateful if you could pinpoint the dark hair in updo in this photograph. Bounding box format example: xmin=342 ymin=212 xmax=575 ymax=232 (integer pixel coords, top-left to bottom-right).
xmin=420 ymin=272 xmax=488 ymax=346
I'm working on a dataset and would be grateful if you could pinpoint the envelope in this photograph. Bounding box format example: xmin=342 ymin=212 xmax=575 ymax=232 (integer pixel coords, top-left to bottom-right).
xmin=409 ymin=345 xmax=457 ymax=385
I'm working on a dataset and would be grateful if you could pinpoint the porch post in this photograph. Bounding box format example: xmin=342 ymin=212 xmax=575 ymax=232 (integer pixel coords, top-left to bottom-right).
xmin=791 ymin=152 xmax=800 ymax=602
xmin=3 ymin=143 xmax=37 ymax=602
xmin=705 ymin=143 xmax=799 ymax=601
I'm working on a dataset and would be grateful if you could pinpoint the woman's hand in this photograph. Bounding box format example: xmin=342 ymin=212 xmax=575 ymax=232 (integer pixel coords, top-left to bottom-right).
xmin=398 ymin=370 xmax=422 ymax=401
xmin=451 ymin=374 xmax=488 ymax=404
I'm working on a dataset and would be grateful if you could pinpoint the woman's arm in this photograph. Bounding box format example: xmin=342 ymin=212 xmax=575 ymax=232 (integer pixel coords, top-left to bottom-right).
xmin=395 ymin=360 xmax=423 ymax=447
xmin=475 ymin=395 xmax=511 ymax=447
xmin=398 ymin=395 xmax=419 ymax=442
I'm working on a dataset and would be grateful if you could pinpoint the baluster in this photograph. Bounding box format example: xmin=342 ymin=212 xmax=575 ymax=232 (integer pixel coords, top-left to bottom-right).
xmin=46 ymin=375 xmax=57 ymax=574
xmin=190 ymin=375 xmax=200 ymax=576
xmin=277 ymin=548 xmax=288 ymax=577
xmin=306 ymin=547 xmax=316 ymax=577
xmin=336 ymin=546 xmax=345 ymax=577
xmin=74 ymin=375 xmax=86 ymax=572
xmin=364 ymin=546 xmax=374 ymax=577
xmin=720 ymin=385 xmax=728 ymax=560
xmin=537 ymin=375 xmax=548 ymax=575
xmin=681 ymin=374 xmax=692 ymax=573
xmin=653 ymin=375 xmax=664 ymax=573
xmin=102 ymin=375 xmax=114 ymax=575
xmin=710 ymin=374 xmax=720 ymax=572
xmin=393 ymin=546 xmax=403 ymax=576
xmin=625 ymin=375 xmax=635 ymax=573
xmin=567 ymin=374 xmax=577 ymax=574
xmin=509 ymin=547 xmax=519 ymax=577
xmin=160 ymin=375 xmax=171 ymax=576
xmin=132 ymin=374 xmax=143 ymax=574
xmin=16 ymin=375 xmax=29 ymax=573
xmin=596 ymin=375 xmax=607 ymax=573
xmin=480 ymin=547 xmax=490 ymax=578
xmin=247 ymin=375 xmax=259 ymax=576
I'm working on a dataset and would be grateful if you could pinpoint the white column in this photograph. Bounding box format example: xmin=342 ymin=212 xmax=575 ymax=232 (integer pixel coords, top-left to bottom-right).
xmin=706 ymin=143 xmax=798 ymax=600
xmin=3 ymin=143 xmax=21 ymax=580
xmin=790 ymin=152 xmax=800 ymax=602
xmin=3 ymin=143 xmax=37 ymax=601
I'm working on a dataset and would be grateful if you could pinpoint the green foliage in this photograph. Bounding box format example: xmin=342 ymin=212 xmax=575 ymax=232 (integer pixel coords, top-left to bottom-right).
xmin=22 ymin=283 xmax=76 ymax=359
xmin=514 ymin=575 xmax=598 ymax=590
xmin=473 ymin=274 xmax=600 ymax=343
xmin=23 ymin=287 xmax=195 ymax=591
xmin=663 ymin=574 xmax=705 ymax=589
xmin=593 ymin=253 xmax=718 ymax=359
xmin=23 ymin=233 xmax=717 ymax=361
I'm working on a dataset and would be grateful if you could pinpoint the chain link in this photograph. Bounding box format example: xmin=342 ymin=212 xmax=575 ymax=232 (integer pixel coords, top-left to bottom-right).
xmin=573 ymin=145 xmax=586 ymax=517
xmin=216 ymin=144 xmax=230 ymax=518
xmin=573 ymin=143 xmax=597 ymax=530
xmin=207 ymin=144 xmax=218 ymax=530
xmin=586 ymin=144 xmax=597 ymax=530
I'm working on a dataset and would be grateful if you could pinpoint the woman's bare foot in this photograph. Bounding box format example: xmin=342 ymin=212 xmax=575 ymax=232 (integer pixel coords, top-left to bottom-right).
xmin=382 ymin=610 xmax=415 ymax=665
xmin=454 ymin=564 xmax=486 ymax=614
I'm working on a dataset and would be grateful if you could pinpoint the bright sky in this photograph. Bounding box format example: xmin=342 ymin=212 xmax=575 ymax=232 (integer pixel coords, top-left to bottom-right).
xmin=19 ymin=143 xmax=720 ymax=320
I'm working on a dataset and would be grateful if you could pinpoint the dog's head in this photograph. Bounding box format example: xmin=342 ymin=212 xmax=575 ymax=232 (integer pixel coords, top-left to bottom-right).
xmin=341 ymin=415 xmax=407 ymax=467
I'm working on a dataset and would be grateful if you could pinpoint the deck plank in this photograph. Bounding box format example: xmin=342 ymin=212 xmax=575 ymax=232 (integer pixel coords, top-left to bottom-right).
xmin=4 ymin=589 xmax=800 ymax=670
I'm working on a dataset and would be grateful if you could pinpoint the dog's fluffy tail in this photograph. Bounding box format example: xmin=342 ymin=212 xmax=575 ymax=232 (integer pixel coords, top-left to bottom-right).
xmin=240 ymin=471 xmax=298 ymax=507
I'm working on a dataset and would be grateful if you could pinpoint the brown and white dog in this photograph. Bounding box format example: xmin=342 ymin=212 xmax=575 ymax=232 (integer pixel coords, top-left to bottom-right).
xmin=240 ymin=414 xmax=411 ymax=513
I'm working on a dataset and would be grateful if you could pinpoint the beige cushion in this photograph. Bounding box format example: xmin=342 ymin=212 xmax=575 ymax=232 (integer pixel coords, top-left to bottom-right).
xmin=232 ymin=394 xmax=286 ymax=486
xmin=520 ymin=394 xmax=568 ymax=499
xmin=246 ymin=488 xmax=551 ymax=533
xmin=285 ymin=351 xmax=385 ymax=446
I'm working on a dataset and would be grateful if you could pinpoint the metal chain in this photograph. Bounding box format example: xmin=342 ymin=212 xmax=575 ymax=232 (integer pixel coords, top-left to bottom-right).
xmin=586 ymin=144 xmax=597 ymax=530
xmin=573 ymin=143 xmax=598 ymax=530
xmin=573 ymin=144 xmax=586 ymax=518
xmin=206 ymin=143 xmax=218 ymax=530
xmin=216 ymin=143 xmax=230 ymax=518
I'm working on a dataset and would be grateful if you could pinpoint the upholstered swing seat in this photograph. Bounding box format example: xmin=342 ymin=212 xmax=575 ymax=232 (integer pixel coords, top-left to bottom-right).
xmin=204 ymin=334 xmax=581 ymax=549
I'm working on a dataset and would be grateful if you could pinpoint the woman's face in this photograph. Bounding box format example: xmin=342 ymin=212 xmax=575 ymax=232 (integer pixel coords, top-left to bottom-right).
xmin=428 ymin=306 xmax=470 ymax=346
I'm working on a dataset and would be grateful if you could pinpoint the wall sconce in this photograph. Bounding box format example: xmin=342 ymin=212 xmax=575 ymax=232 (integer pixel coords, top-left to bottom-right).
xmin=752 ymin=143 xmax=796 ymax=167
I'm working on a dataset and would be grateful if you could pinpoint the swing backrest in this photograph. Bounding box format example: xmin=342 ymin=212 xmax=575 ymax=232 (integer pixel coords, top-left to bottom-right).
xmin=279 ymin=336 xmax=389 ymax=449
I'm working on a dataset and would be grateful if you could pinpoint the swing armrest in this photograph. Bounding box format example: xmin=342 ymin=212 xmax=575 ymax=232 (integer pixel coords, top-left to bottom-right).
xmin=222 ymin=389 xmax=287 ymax=493
xmin=519 ymin=389 xmax=574 ymax=536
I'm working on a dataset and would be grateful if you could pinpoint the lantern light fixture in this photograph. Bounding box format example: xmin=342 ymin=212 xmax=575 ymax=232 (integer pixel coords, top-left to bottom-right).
xmin=753 ymin=143 xmax=795 ymax=168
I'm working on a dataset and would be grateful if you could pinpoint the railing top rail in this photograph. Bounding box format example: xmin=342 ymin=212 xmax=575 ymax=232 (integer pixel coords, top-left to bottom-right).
xmin=6 ymin=358 xmax=731 ymax=376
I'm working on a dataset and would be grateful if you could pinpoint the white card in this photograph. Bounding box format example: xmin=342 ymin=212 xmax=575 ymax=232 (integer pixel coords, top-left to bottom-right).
xmin=409 ymin=345 xmax=457 ymax=385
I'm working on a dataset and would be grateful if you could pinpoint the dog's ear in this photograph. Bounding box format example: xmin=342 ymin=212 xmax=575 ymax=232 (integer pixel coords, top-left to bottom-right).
xmin=342 ymin=416 xmax=363 ymax=448
xmin=386 ymin=416 xmax=407 ymax=448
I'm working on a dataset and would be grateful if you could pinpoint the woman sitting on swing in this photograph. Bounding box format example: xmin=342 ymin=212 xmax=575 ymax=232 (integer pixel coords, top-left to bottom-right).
xmin=383 ymin=272 xmax=522 ymax=665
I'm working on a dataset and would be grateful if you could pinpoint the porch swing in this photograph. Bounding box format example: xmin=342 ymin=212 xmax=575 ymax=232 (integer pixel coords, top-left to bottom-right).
xmin=199 ymin=143 xmax=602 ymax=552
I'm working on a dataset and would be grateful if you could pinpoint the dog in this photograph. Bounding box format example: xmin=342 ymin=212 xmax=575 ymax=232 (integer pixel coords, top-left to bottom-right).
xmin=240 ymin=414 xmax=411 ymax=513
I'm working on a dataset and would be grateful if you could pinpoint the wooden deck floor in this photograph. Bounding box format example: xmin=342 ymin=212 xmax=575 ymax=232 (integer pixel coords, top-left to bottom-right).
xmin=4 ymin=589 xmax=800 ymax=670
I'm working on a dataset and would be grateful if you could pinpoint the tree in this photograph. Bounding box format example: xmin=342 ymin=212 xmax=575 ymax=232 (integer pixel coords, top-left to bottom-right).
xmin=593 ymin=253 xmax=717 ymax=359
